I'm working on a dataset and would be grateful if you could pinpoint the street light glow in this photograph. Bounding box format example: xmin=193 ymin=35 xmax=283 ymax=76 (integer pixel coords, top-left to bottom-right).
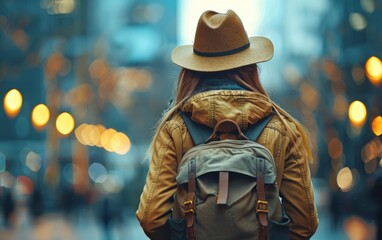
xmin=365 ymin=56 xmax=382 ymax=85
xmin=110 ymin=132 xmax=131 ymax=155
xmin=31 ymin=104 xmax=50 ymax=130
xmin=372 ymin=116 xmax=382 ymax=136
xmin=100 ymin=128 xmax=118 ymax=152
xmin=56 ymin=112 xmax=75 ymax=136
xmin=4 ymin=89 xmax=23 ymax=118
xmin=348 ymin=100 xmax=367 ymax=128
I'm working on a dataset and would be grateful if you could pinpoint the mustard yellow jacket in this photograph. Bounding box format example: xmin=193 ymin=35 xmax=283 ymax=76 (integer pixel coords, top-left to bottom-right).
xmin=137 ymin=90 xmax=318 ymax=240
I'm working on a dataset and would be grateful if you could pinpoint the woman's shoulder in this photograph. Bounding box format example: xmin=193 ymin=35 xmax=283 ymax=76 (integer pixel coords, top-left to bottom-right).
xmin=164 ymin=113 xmax=186 ymax=132
xmin=266 ymin=113 xmax=298 ymax=138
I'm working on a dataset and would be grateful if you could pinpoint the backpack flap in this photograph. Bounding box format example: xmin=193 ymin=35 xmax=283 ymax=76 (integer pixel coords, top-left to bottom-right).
xmin=176 ymin=140 xmax=277 ymax=205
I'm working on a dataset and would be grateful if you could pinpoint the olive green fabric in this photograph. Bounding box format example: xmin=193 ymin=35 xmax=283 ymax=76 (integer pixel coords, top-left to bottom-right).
xmin=177 ymin=140 xmax=276 ymax=185
xmin=172 ymin=139 xmax=285 ymax=240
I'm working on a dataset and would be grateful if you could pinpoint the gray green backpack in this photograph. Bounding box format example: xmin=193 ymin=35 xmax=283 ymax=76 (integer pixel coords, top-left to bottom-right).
xmin=168 ymin=112 xmax=290 ymax=240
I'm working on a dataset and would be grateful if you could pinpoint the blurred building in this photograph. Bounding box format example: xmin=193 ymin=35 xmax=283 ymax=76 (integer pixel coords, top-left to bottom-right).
xmin=0 ymin=0 xmax=178 ymax=213
xmin=268 ymin=0 xmax=382 ymax=229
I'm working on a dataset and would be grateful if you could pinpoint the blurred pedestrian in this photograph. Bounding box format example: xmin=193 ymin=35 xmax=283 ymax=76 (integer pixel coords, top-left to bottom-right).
xmin=329 ymin=190 xmax=343 ymax=231
xmin=100 ymin=196 xmax=113 ymax=240
xmin=95 ymin=193 xmax=124 ymax=240
xmin=136 ymin=9 xmax=318 ymax=239
xmin=2 ymin=187 xmax=15 ymax=227
xmin=28 ymin=187 xmax=44 ymax=219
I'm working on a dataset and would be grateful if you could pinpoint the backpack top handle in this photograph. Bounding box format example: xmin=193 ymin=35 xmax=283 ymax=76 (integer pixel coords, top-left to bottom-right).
xmin=205 ymin=119 xmax=248 ymax=142
xmin=180 ymin=111 xmax=275 ymax=145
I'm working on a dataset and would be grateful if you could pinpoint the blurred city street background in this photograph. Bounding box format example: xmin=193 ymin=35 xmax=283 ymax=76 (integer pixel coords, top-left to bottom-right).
xmin=0 ymin=0 xmax=381 ymax=239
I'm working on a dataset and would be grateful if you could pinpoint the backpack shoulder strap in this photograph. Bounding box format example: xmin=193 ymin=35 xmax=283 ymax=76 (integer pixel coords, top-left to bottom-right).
xmin=180 ymin=112 xmax=213 ymax=145
xmin=243 ymin=112 xmax=275 ymax=141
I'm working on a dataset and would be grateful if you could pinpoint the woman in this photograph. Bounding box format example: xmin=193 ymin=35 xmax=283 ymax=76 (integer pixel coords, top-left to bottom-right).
xmin=137 ymin=9 xmax=318 ymax=239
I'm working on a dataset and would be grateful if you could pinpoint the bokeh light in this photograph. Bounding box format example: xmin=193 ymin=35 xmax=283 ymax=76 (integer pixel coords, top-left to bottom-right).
xmin=328 ymin=138 xmax=343 ymax=159
xmin=56 ymin=112 xmax=75 ymax=136
xmin=348 ymin=100 xmax=367 ymax=128
xmin=351 ymin=65 xmax=365 ymax=85
xmin=42 ymin=0 xmax=76 ymax=15
xmin=75 ymin=123 xmax=131 ymax=154
xmin=364 ymin=159 xmax=377 ymax=174
xmin=371 ymin=116 xmax=382 ymax=136
xmin=332 ymin=94 xmax=348 ymax=120
xmin=31 ymin=104 xmax=50 ymax=130
xmin=110 ymin=132 xmax=131 ymax=155
xmin=349 ymin=13 xmax=367 ymax=31
xmin=0 ymin=171 xmax=15 ymax=188
xmin=4 ymin=89 xmax=23 ymax=118
xmin=344 ymin=216 xmax=373 ymax=240
xmin=16 ymin=176 xmax=34 ymax=195
xmin=361 ymin=0 xmax=375 ymax=13
xmin=88 ymin=125 xmax=102 ymax=146
xmin=25 ymin=151 xmax=42 ymax=172
xmin=89 ymin=59 xmax=109 ymax=80
xmin=336 ymin=167 xmax=354 ymax=192
xmin=300 ymin=82 xmax=320 ymax=110
xmin=88 ymin=162 xmax=107 ymax=183
xmin=96 ymin=171 xmax=124 ymax=194
xmin=365 ymin=56 xmax=382 ymax=85
xmin=94 ymin=125 xmax=106 ymax=147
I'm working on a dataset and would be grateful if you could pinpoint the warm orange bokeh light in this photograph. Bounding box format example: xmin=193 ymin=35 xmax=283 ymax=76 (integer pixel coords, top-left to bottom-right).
xmin=16 ymin=176 xmax=34 ymax=195
xmin=75 ymin=123 xmax=87 ymax=144
xmin=56 ymin=112 xmax=75 ymax=136
xmin=348 ymin=100 xmax=367 ymax=128
xmin=110 ymin=132 xmax=131 ymax=155
xmin=372 ymin=116 xmax=382 ymax=136
xmin=31 ymin=104 xmax=50 ymax=130
xmin=365 ymin=56 xmax=382 ymax=85
xmin=100 ymin=128 xmax=117 ymax=152
xmin=333 ymin=94 xmax=348 ymax=120
xmin=328 ymin=138 xmax=343 ymax=159
xmin=300 ymin=83 xmax=320 ymax=110
xmin=4 ymin=89 xmax=23 ymax=118
xmin=75 ymin=123 xmax=131 ymax=154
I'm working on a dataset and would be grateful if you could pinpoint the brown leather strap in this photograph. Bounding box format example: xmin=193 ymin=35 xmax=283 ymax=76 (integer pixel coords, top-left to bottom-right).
xmin=217 ymin=171 xmax=229 ymax=205
xmin=206 ymin=119 xmax=248 ymax=142
xmin=256 ymin=158 xmax=269 ymax=240
xmin=185 ymin=160 xmax=196 ymax=240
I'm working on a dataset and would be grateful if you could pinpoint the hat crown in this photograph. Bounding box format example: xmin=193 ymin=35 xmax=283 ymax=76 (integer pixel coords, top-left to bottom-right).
xmin=193 ymin=10 xmax=250 ymax=55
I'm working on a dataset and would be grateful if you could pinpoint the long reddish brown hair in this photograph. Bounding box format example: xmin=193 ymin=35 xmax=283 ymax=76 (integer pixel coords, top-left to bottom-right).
xmin=149 ymin=64 xmax=313 ymax=161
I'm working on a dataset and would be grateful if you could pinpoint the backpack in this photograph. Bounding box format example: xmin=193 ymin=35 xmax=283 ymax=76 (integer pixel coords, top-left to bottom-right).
xmin=168 ymin=112 xmax=290 ymax=240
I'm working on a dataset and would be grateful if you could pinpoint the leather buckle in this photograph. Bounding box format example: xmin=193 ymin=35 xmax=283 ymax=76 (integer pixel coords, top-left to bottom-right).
xmin=256 ymin=200 xmax=269 ymax=213
xmin=185 ymin=208 xmax=195 ymax=214
xmin=184 ymin=200 xmax=195 ymax=214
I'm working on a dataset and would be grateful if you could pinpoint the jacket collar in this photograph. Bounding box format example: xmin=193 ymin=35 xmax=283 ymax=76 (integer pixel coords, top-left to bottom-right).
xmin=181 ymin=89 xmax=273 ymax=130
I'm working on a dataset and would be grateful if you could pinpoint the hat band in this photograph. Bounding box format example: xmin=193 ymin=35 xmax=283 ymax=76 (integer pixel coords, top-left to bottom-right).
xmin=193 ymin=42 xmax=250 ymax=57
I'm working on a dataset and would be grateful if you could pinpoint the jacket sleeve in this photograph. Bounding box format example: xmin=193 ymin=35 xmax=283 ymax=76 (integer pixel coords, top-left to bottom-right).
xmin=280 ymin=127 xmax=319 ymax=239
xmin=136 ymin=122 xmax=179 ymax=240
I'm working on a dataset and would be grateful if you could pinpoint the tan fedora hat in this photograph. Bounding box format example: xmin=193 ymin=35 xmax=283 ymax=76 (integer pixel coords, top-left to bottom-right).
xmin=171 ymin=10 xmax=274 ymax=72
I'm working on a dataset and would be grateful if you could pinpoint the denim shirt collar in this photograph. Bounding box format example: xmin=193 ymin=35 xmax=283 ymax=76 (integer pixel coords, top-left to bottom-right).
xmin=197 ymin=78 xmax=248 ymax=92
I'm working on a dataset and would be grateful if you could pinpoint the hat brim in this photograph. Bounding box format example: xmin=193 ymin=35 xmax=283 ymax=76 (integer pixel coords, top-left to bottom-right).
xmin=171 ymin=36 xmax=274 ymax=72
